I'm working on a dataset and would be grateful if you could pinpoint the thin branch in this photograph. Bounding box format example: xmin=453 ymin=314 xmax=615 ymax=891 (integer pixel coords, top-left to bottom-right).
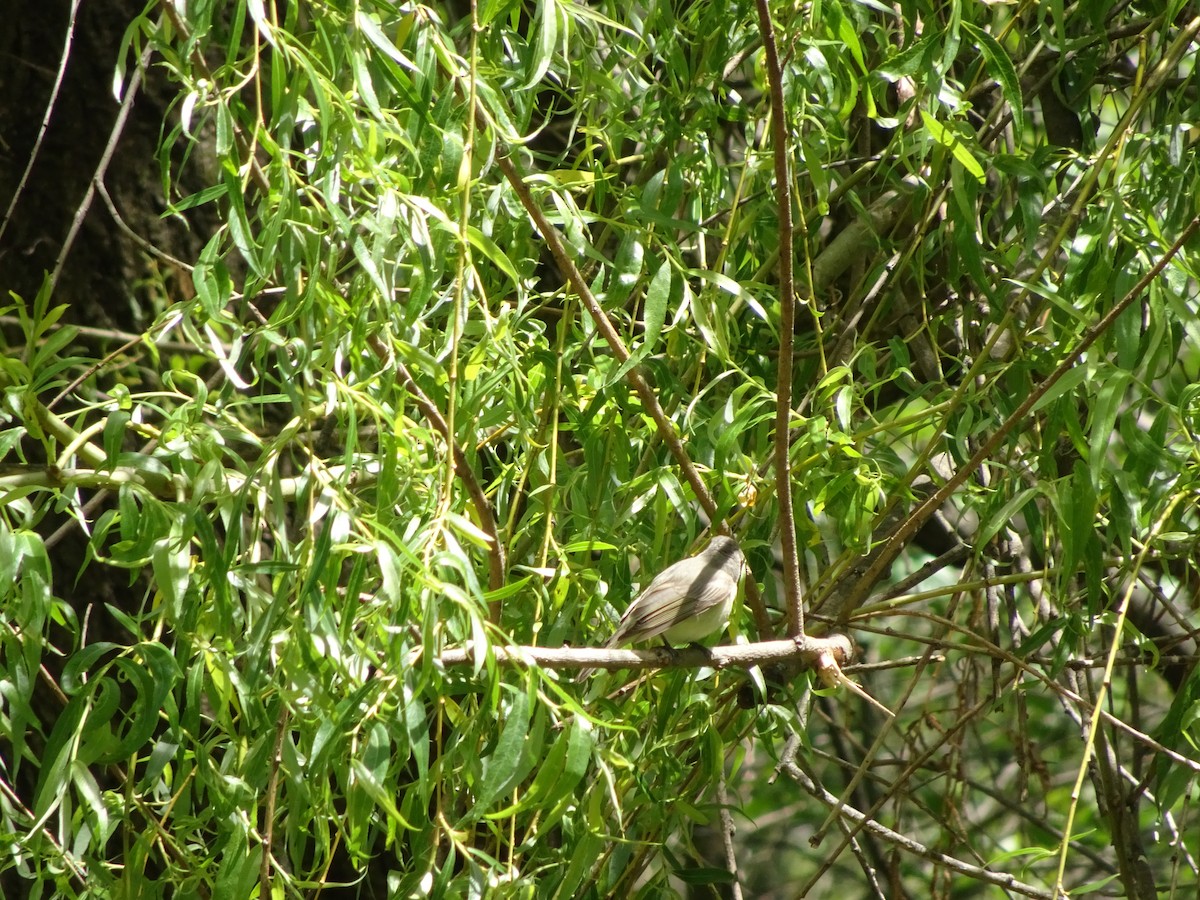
xmin=861 ymin=610 xmax=1200 ymax=775
xmin=0 ymin=0 xmax=82 ymax=247
xmin=0 ymin=314 xmax=199 ymax=355
xmin=260 ymin=706 xmax=290 ymax=895
xmin=716 ymin=770 xmax=744 ymax=900
xmin=46 ymin=37 xmax=153 ymax=297
xmin=754 ymin=0 xmax=803 ymax=638
xmin=1054 ymin=491 xmax=1186 ymax=896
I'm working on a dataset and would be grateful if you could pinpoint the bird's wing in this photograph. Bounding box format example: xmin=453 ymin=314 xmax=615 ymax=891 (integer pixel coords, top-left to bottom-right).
xmin=608 ymin=567 xmax=737 ymax=645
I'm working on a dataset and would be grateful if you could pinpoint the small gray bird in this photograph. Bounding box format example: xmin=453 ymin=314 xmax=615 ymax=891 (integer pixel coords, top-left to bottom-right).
xmin=583 ymin=536 xmax=745 ymax=675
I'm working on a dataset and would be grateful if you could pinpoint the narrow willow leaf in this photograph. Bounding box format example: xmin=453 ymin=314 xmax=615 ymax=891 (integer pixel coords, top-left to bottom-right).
xmin=643 ymin=259 xmax=671 ymax=350
xmin=963 ymin=22 xmax=1024 ymax=140
xmin=465 ymin=225 xmax=521 ymax=285
xmin=919 ymin=110 xmax=985 ymax=183
xmin=524 ymin=0 xmax=559 ymax=89
xmin=355 ymin=10 xmax=420 ymax=72
xmin=463 ymin=679 xmax=534 ymax=823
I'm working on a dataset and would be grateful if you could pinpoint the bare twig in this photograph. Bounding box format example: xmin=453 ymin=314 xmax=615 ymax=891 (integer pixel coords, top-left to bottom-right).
xmin=0 ymin=0 xmax=83 ymax=247
xmin=777 ymin=743 xmax=1057 ymax=900
xmin=45 ymin=37 xmax=154 ymax=297
xmin=716 ymin=770 xmax=744 ymax=900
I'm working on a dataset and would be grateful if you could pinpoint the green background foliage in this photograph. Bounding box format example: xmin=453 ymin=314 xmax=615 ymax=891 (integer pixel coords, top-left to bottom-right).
xmin=3 ymin=0 xmax=1200 ymax=896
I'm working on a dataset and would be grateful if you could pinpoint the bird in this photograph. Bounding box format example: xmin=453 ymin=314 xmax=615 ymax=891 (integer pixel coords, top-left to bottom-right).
xmin=581 ymin=535 xmax=745 ymax=676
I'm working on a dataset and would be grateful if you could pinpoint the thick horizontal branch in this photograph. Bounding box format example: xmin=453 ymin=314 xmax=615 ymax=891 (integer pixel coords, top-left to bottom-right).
xmin=439 ymin=634 xmax=854 ymax=673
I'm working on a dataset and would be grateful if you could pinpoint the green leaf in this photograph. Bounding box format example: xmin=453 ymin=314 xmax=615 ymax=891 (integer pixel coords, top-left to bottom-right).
xmin=606 ymin=234 xmax=644 ymax=307
xmin=170 ymin=182 xmax=228 ymax=213
xmin=466 ymin=224 xmax=522 ymax=286
xmin=33 ymin=691 xmax=88 ymax=817
xmin=355 ymin=9 xmax=418 ymax=72
xmin=1087 ymin=369 xmax=1129 ymax=486
xmin=977 ymin=486 xmax=1042 ymax=547
xmin=524 ymin=0 xmax=560 ymax=89
xmin=463 ymin=678 xmax=534 ymax=823
xmin=1028 ymin=366 xmax=1089 ymax=414
xmin=222 ymin=167 xmax=263 ymax=276
xmin=351 ymin=750 xmax=418 ymax=831
xmin=642 ymin=259 xmax=671 ymax=350
xmin=963 ymin=22 xmax=1024 ymax=140
xmin=877 ymin=35 xmax=934 ymax=80
xmin=919 ymin=109 xmax=986 ymax=183
xmin=102 ymin=410 xmax=130 ymax=469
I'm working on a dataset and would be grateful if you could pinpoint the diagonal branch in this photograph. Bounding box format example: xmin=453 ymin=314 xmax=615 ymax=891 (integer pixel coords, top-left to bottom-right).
xmin=370 ymin=335 xmax=507 ymax=608
xmin=489 ymin=149 xmax=772 ymax=636
xmin=835 ymin=211 xmax=1200 ymax=619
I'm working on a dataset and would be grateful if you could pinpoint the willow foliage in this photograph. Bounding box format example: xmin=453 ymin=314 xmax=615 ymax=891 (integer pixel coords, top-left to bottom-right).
xmin=3 ymin=0 xmax=1200 ymax=897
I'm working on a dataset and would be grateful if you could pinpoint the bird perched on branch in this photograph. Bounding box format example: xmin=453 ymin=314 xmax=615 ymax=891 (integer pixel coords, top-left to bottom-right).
xmin=581 ymin=535 xmax=745 ymax=676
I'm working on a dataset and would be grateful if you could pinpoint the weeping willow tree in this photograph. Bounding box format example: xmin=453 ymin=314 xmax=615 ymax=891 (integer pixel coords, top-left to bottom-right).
xmin=3 ymin=0 xmax=1200 ymax=896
